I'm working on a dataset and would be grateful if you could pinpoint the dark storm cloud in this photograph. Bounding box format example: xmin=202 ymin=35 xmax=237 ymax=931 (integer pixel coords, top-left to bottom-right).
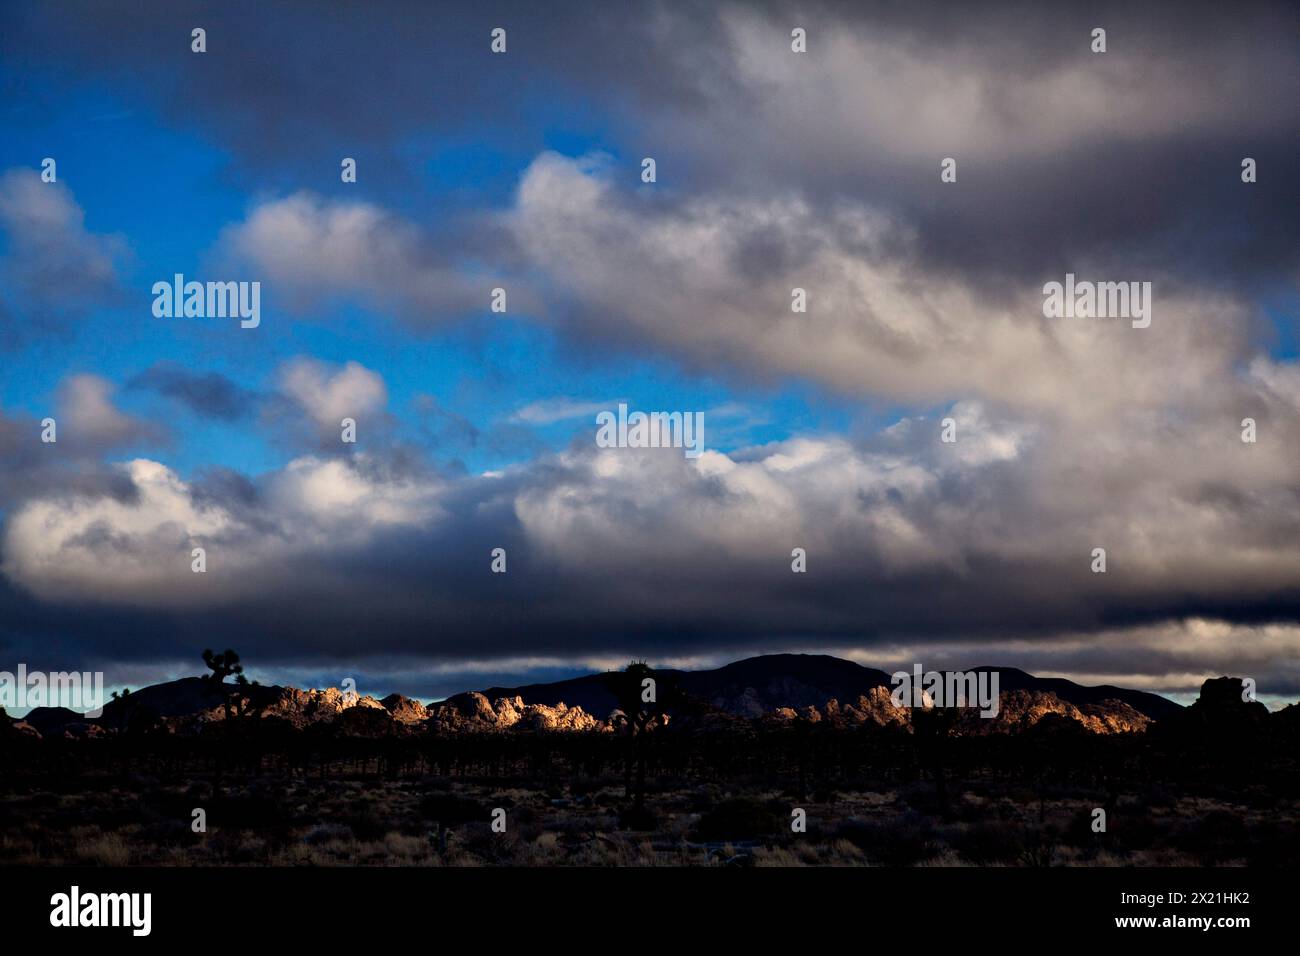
xmin=7 ymin=0 xmax=1298 ymax=296
xmin=128 ymin=363 xmax=258 ymax=421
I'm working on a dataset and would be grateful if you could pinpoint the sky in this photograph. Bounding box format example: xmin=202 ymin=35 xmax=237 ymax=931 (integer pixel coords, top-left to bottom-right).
xmin=1 ymin=0 xmax=1298 ymax=708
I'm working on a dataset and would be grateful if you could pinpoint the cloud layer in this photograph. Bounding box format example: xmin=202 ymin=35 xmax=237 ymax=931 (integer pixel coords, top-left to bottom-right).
xmin=2 ymin=1 xmax=1298 ymax=701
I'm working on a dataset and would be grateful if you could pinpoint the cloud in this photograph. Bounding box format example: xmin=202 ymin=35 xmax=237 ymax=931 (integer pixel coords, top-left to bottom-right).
xmin=0 ymin=169 xmax=126 ymax=343
xmin=258 ymin=356 xmax=406 ymax=456
xmin=4 ymin=0 xmax=1299 ymax=701
xmin=1 ymin=454 xmax=445 ymax=608
xmin=510 ymin=398 xmax=621 ymax=425
xmin=595 ymin=2 xmax=1300 ymax=288
xmin=0 ymin=403 xmax=139 ymax=511
xmin=510 ymin=151 xmax=1256 ymax=426
xmin=128 ymin=363 xmax=259 ymax=421
xmin=277 ymin=358 xmax=387 ymax=432
xmin=17 ymin=2 xmax=1298 ymax=288
xmin=3 ymin=397 xmax=1299 ymax=697
xmin=57 ymin=374 xmax=165 ymax=450
xmin=128 ymin=358 xmax=395 ymax=447
xmin=216 ymin=193 xmax=517 ymax=327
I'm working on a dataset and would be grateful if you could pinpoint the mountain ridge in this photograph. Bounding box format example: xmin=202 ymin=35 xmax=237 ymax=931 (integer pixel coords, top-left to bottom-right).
xmin=12 ymin=652 xmax=1186 ymax=736
xmin=478 ymin=653 xmax=1183 ymax=722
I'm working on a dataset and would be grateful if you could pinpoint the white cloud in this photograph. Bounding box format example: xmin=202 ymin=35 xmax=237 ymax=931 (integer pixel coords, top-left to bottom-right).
xmin=278 ymin=357 xmax=388 ymax=434
xmin=510 ymin=397 xmax=621 ymax=425
xmin=216 ymin=192 xmax=519 ymax=325
xmin=509 ymin=152 xmax=1254 ymax=426
xmin=1 ymin=454 xmax=444 ymax=607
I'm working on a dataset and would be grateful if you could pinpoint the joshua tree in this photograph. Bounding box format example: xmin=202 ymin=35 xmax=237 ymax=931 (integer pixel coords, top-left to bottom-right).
xmin=910 ymin=698 xmax=958 ymax=817
xmin=201 ymin=648 xmax=243 ymax=684
xmin=201 ymin=648 xmax=244 ymax=721
xmin=605 ymin=661 xmax=680 ymax=810
xmin=109 ymin=687 xmax=134 ymax=732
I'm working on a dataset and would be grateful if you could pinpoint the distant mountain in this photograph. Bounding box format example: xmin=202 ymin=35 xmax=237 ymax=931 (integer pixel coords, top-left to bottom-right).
xmin=480 ymin=653 xmax=1181 ymax=723
xmin=13 ymin=653 xmax=1186 ymax=738
xmin=17 ymin=706 xmax=93 ymax=737
xmin=103 ymin=676 xmax=224 ymax=717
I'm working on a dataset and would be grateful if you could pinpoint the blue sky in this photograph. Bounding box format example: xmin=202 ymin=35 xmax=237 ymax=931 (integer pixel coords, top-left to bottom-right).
xmin=0 ymin=70 xmax=875 ymax=482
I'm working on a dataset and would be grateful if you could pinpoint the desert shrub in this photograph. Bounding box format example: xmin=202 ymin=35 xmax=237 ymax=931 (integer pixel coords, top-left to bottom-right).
xmin=419 ymin=794 xmax=486 ymax=826
xmin=991 ymin=797 xmax=1022 ymax=821
xmin=138 ymin=817 xmax=200 ymax=847
xmin=1016 ymin=825 xmax=1058 ymax=867
xmin=1057 ymin=809 xmax=1103 ymax=861
xmin=1138 ymin=783 xmax=1178 ymax=809
xmin=304 ymin=823 xmax=354 ymax=845
xmin=509 ymin=805 xmax=543 ymax=841
xmin=689 ymin=785 xmax=721 ymax=813
xmin=898 ymin=782 xmax=948 ymax=815
xmin=692 ymin=798 xmax=780 ymax=842
xmin=950 ymin=796 xmax=988 ymax=824
xmin=568 ymin=776 xmax=602 ymax=798
xmin=618 ymin=804 xmax=659 ymax=832
xmin=1175 ymin=809 xmax=1248 ymax=865
xmin=1109 ymin=809 xmax=1159 ymax=854
xmin=836 ymin=811 xmax=935 ymax=866
xmin=951 ymin=820 xmax=1026 ymax=865
xmin=28 ymin=791 xmax=58 ymax=810
xmin=209 ymin=791 xmax=289 ymax=829
xmin=339 ymin=805 xmax=390 ymax=842
xmin=1243 ymin=820 xmax=1300 ymax=867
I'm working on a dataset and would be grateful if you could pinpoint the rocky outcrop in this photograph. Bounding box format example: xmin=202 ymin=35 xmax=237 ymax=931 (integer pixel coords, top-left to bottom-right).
xmin=762 ymin=687 xmax=1149 ymax=735
xmin=1151 ymin=676 xmax=1273 ymax=749
xmin=139 ymin=681 xmax=388 ymax=734
xmin=1078 ymin=700 xmax=1153 ymax=734
xmin=258 ymin=686 xmax=385 ymax=729
xmin=839 ymin=687 xmax=915 ymax=729
xmin=427 ymin=692 xmax=604 ymax=733
xmin=380 ymin=693 xmax=429 ymax=723
xmin=950 ymin=690 xmax=1151 ymax=735
xmin=0 ymin=707 xmax=42 ymax=740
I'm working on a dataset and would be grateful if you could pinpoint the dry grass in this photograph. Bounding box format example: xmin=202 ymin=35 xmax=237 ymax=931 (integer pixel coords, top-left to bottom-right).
xmin=0 ymin=773 xmax=1294 ymax=867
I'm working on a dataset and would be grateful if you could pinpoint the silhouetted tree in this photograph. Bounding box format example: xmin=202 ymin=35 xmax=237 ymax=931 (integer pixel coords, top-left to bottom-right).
xmin=605 ymin=662 xmax=680 ymax=811
xmin=201 ymin=648 xmax=243 ymax=684
xmin=911 ymin=700 xmax=958 ymax=817
xmin=109 ymin=688 xmax=135 ymax=732
xmin=201 ymin=648 xmax=244 ymax=721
